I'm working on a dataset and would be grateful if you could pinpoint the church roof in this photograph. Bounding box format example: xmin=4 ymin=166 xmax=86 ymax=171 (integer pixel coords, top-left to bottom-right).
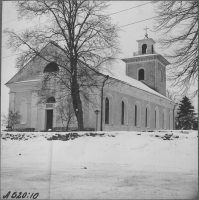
xmin=105 ymin=71 xmax=172 ymax=101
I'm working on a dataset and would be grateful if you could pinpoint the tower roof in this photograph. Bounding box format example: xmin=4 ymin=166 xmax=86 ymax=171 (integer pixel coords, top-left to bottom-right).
xmin=136 ymin=38 xmax=156 ymax=44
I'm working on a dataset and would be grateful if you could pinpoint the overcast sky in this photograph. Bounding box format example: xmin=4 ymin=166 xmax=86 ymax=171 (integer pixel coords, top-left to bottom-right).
xmin=1 ymin=1 xmax=198 ymax=119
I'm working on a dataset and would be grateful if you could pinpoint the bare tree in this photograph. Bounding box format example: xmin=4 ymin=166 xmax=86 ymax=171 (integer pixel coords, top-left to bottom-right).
xmin=1 ymin=110 xmax=21 ymax=131
xmin=4 ymin=1 xmax=120 ymax=131
xmin=153 ymin=1 xmax=198 ymax=97
xmin=166 ymin=89 xmax=181 ymax=103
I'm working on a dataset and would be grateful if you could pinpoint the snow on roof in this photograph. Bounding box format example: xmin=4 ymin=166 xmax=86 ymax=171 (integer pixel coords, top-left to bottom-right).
xmin=105 ymin=71 xmax=171 ymax=101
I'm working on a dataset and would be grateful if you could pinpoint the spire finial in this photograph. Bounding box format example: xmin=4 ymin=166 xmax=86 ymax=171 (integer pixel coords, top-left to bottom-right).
xmin=144 ymin=26 xmax=149 ymax=38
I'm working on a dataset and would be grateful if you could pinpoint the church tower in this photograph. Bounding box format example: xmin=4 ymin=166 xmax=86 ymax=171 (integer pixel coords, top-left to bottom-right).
xmin=122 ymin=31 xmax=170 ymax=96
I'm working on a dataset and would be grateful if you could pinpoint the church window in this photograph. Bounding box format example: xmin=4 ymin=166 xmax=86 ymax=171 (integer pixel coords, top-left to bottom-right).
xmin=105 ymin=98 xmax=109 ymax=124
xmin=169 ymin=111 xmax=172 ymax=129
xmin=146 ymin=105 xmax=150 ymax=128
xmin=44 ymin=62 xmax=59 ymax=73
xmin=20 ymin=99 xmax=27 ymax=124
xmin=138 ymin=69 xmax=145 ymax=80
xmin=47 ymin=97 xmax=56 ymax=103
xmin=155 ymin=107 xmax=159 ymax=129
xmin=135 ymin=105 xmax=137 ymax=126
xmin=135 ymin=102 xmax=141 ymax=127
xmin=121 ymin=101 xmax=124 ymax=125
xmin=146 ymin=108 xmax=147 ymax=127
xmin=160 ymin=70 xmax=163 ymax=82
xmin=121 ymin=98 xmax=128 ymax=125
xmin=142 ymin=44 xmax=147 ymax=54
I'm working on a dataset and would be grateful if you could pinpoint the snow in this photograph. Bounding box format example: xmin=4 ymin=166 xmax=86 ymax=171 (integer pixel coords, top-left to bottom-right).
xmin=105 ymin=71 xmax=172 ymax=101
xmin=1 ymin=130 xmax=198 ymax=199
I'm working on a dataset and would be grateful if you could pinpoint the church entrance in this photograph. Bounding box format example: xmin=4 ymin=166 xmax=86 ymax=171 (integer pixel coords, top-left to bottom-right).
xmin=46 ymin=110 xmax=53 ymax=130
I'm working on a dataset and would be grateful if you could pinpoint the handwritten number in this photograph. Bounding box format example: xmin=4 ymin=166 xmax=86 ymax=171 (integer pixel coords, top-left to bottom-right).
xmin=33 ymin=193 xmax=39 ymax=199
xmin=11 ymin=192 xmax=17 ymax=198
xmin=22 ymin=192 xmax=27 ymax=198
xmin=16 ymin=192 xmax=22 ymax=199
xmin=30 ymin=193 xmax=34 ymax=198
xmin=3 ymin=191 xmax=11 ymax=199
xmin=3 ymin=191 xmax=39 ymax=199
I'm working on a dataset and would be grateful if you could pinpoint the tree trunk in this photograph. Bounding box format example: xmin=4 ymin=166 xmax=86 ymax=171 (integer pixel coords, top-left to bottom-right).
xmin=71 ymin=59 xmax=84 ymax=131
xmin=71 ymin=81 xmax=84 ymax=131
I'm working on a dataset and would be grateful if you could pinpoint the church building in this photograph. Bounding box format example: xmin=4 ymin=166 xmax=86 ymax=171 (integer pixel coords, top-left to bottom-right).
xmin=6 ymin=36 xmax=176 ymax=131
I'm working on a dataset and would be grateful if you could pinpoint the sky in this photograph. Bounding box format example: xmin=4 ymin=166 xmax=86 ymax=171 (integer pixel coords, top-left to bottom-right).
xmin=1 ymin=1 xmax=198 ymax=118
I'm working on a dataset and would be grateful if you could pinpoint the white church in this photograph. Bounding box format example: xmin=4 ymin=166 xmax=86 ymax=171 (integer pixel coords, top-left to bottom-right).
xmin=6 ymin=36 xmax=176 ymax=131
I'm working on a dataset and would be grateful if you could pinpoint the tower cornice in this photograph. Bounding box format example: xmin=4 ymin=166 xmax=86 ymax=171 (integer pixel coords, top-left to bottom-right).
xmin=122 ymin=54 xmax=170 ymax=66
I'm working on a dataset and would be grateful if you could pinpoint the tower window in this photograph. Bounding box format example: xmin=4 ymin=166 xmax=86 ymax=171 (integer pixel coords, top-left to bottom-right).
xmin=105 ymin=97 xmax=109 ymax=124
xmin=142 ymin=44 xmax=147 ymax=54
xmin=138 ymin=69 xmax=145 ymax=80
xmin=44 ymin=62 xmax=59 ymax=73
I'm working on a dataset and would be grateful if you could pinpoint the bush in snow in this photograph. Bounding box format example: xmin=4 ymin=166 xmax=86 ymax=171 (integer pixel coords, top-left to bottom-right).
xmin=1 ymin=110 xmax=21 ymax=131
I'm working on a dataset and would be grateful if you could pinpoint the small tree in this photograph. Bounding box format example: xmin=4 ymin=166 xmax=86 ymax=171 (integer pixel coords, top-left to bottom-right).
xmin=56 ymin=96 xmax=76 ymax=131
xmin=1 ymin=110 xmax=21 ymax=131
xmin=176 ymin=96 xmax=196 ymax=130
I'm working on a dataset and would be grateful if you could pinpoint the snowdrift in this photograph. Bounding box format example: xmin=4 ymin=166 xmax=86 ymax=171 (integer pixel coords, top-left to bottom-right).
xmin=1 ymin=130 xmax=198 ymax=172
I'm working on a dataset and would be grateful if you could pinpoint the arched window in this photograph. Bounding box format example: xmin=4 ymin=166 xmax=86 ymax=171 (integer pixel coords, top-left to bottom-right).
xmin=104 ymin=94 xmax=114 ymax=125
xmin=142 ymin=44 xmax=147 ymax=54
xmin=160 ymin=70 xmax=164 ymax=82
xmin=138 ymin=69 xmax=145 ymax=80
xmin=135 ymin=104 xmax=137 ymax=126
xmin=43 ymin=62 xmax=59 ymax=73
xmin=105 ymin=98 xmax=109 ymax=124
xmin=135 ymin=102 xmax=141 ymax=127
xmin=20 ymin=99 xmax=27 ymax=124
xmin=121 ymin=98 xmax=128 ymax=125
xmin=162 ymin=110 xmax=166 ymax=129
xmin=155 ymin=107 xmax=159 ymax=129
xmin=146 ymin=105 xmax=150 ymax=128
xmin=169 ymin=111 xmax=173 ymax=129
xmin=121 ymin=101 xmax=124 ymax=125
xmin=46 ymin=97 xmax=56 ymax=109
xmin=47 ymin=97 xmax=56 ymax=103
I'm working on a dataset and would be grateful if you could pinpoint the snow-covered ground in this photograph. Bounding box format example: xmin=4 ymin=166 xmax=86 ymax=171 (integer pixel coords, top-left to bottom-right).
xmin=1 ymin=130 xmax=198 ymax=199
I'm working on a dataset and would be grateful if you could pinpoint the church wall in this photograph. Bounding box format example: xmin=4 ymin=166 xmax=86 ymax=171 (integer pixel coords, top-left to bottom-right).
xmin=127 ymin=60 xmax=167 ymax=97
xmin=127 ymin=61 xmax=156 ymax=90
xmin=156 ymin=61 xmax=166 ymax=96
xmin=12 ymin=90 xmax=32 ymax=129
xmin=102 ymin=83 xmax=174 ymax=131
